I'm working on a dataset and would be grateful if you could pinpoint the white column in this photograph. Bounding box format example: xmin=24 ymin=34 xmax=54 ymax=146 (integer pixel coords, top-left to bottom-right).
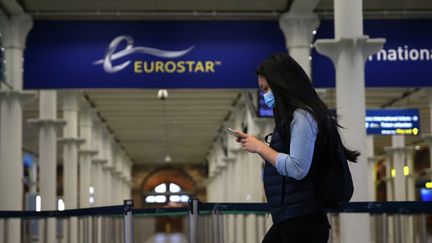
xmin=60 ymin=91 xmax=84 ymax=243
xmin=102 ymin=131 xmax=114 ymax=205
xmin=366 ymin=136 xmax=377 ymax=243
xmin=223 ymin=156 xmax=236 ymax=243
xmin=234 ymin=151 xmax=245 ymax=243
xmin=121 ymin=156 xmax=132 ymax=200
xmin=91 ymin=122 xmax=107 ymax=207
xmin=90 ymin=122 xmax=107 ymax=243
xmin=113 ymin=150 xmax=124 ymax=204
xmin=314 ymin=0 xmax=385 ymax=242
xmin=29 ymin=91 xmax=65 ymax=243
xmin=422 ymin=89 xmax=432 ymax=179
xmin=384 ymin=136 xmax=405 ymax=243
xmin=279 ymin=11 xmax=319 ymax=77
xmin=387 ymin=136 xmax=406 ymax=201
xmin=78 ymin=108 xmax=97 ymax=208
xmin=110 ymin=146 xmax=119 ymax=205
xmin=366 ymin=136 xmax=376 ymax=201
xmin=0 ymin=15 xmax=35 ymax=243
xmin=78 ymin=107 xmax=96 ymax=243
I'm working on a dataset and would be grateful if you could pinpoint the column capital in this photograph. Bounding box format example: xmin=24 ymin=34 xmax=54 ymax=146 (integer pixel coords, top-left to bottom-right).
xmin=28 ymin=118 xmax=66 ymax=129
xmin=2 ymin=15 xmax=33 ymax=49
xmin=103 ymin=166 xmax=115 ymax=171
xmin=422 ymin=134 xmax=432 ymax=144
xmin=0 ymin=90 xmax=36 ymax=104
xmin=61 ymin=91 xmax=80 ymax=111
xmin=79 ymin=149 xmax=98 ymax=156
xmin=279 ymin=12 xmax=320 ymax=49
xmin=367 ymin=155 xmax=386 ymax=164
xmin=230 ymin=148 xmax=243 ymax=154
xmin=315 ymin=36 xmax=385 ymax=65
xmin=113 ymin=170 xmax=123 ymax=177
xmin=92 ymin=158 xmax=107 ymax=165
xmin=222 ymin=157 xmax=236 ymax=163
xmin=384 ymin=146 xmax=415 ymax=155
xmin=58 ymin=137 xmax=85 ymax=145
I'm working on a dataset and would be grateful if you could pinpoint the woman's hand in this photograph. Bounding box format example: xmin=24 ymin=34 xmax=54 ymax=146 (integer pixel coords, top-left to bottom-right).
xmin=234 ymin=130 xmax=265 ymax=154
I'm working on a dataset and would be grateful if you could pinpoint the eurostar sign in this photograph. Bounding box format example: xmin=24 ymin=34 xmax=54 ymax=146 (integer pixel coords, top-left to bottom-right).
xmin=92 ymin=36 xmax=222 ymax=74
xmin=24 ymin=21 xmax=285 ymax=89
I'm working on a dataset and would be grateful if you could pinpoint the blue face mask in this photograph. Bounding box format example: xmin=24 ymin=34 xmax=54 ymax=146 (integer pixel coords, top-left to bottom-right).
xmin=263 ymin=90 xmax=275 ymax=109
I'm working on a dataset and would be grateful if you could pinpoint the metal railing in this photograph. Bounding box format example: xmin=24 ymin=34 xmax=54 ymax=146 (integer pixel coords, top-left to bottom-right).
xmin=1 ymin=200 xmax=431 ymax=243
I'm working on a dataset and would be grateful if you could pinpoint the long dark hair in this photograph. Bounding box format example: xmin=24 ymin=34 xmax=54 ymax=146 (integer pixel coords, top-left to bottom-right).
xmin=256 ymin=54 xmax=360 ymax=162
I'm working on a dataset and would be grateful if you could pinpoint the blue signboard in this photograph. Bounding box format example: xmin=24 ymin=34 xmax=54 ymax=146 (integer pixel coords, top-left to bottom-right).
xmin=24 ymin=21 xmax=286 ymax=89
xmin=24 ymin=20 xmax=432 ymax=89
xmin=312 ymin=20 xmax=432 ymax=87
xmin=257 ymin=93 xmax=420 ymax=136
xmin=366 ymin=109 xmax=420 ymax=135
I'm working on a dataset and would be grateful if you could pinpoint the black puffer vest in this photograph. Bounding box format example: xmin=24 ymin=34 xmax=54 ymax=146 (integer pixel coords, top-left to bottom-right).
xmin=263 ymin=126 xmax=323 ymax=224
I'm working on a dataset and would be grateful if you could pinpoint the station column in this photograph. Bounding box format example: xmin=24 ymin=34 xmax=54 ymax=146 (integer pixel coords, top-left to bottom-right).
xmin=279 ymin=10 xmax=319 ymax=77
xmin=29 ymin=91 xmax=65 ymax=243
xmin=60 ymin=91 xmax=84 ymax=243
xmin=79 ymin=107 xmax=97 ymax=208
xmin=314 ymin=0 xmax=385 ymax=242
xmin=0 ymin=15 xmax=35 ymax=243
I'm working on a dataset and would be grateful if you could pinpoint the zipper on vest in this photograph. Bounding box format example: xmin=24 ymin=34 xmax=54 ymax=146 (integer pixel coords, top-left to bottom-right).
xmin=280 ymin=176 xmax=286 ymax=205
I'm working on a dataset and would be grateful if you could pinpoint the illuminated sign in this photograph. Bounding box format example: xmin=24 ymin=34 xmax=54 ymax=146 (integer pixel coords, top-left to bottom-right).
xmin=313 ymin=19 xmax=432 ymax=87
xmin=24 ymin=21 xmax=285 ymax=89
xmin=258 ymin=95 xmax=420 ymax=136
xmin=366 ymin=109 xmax=420 ymax=135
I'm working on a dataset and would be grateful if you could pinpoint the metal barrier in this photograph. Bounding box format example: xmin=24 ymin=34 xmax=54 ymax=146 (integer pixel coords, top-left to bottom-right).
xmin=0 ymin=200 xmax=133 ymax=243
xmin=1 ymin=200 xmax=431 ymax=243
xmin=188 ymin=200 xmax=432 ymax=243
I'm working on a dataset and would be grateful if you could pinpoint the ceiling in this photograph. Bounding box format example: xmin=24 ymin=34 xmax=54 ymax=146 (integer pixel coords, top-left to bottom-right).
xmin=21 ymin=87 xmax=430 ymax=165
xmin=15 ymin=0 xmax=432 ymax=20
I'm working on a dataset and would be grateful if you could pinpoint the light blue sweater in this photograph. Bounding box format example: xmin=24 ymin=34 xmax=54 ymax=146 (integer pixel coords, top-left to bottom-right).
xmin=275 ymin=109 xmax=318 ymax=180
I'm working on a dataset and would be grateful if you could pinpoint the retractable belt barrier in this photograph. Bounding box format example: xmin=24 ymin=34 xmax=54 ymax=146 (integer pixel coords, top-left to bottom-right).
xmin=1 ymin=201 xmax=431 ymax=218
xmin=0 ymin=200 xmax=431 ymax=243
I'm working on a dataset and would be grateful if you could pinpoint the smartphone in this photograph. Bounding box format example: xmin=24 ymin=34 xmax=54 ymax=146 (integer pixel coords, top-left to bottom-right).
xmin=226 ymin=128 xmax=242 ymax=138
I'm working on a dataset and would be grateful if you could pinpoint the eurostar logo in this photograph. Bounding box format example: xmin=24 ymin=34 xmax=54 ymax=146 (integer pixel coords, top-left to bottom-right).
xmin=94 ymin=35 xmax=222 ymax=74
xmin=93 ymin=35 xmax=195 ymax=73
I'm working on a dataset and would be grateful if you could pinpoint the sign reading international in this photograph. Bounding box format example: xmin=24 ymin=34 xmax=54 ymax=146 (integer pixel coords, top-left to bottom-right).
xmin=312 ymin=19 xmax=432 ymax=88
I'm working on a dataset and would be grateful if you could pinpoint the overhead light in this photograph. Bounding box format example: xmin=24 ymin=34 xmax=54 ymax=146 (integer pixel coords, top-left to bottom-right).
xmin=164 ymin=155 xmax=172 ymax=163
xmin=312 ymin=30 xmax=317 ymax=35
xmin=36 ymin=195 xmax=41 ymax=212
xmin=58 ymin=199 xmax=65 ymax=211
xmin=89 ymin=196 xmax=95 ymax=205
xmin=157 ymin=89 xmax=169 ymax=100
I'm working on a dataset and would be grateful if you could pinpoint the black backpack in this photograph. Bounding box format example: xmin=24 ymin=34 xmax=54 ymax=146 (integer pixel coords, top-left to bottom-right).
xmin=312 ymin=125 xmax=354 ymax=209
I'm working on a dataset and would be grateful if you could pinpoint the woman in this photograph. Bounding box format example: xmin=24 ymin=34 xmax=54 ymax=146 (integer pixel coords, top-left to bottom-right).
xmin=234 ymin=54 xmax=359 ymax=243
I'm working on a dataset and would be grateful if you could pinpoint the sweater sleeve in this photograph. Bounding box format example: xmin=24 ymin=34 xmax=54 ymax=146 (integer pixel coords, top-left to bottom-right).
xmin=275 ymin=110 xmax=318 ymax=180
